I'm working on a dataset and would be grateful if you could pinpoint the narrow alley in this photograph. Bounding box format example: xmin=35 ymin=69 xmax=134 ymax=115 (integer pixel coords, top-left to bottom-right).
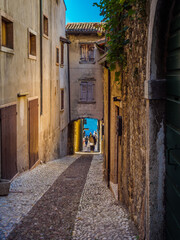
xmin=1 ymin=0 xmax=180 ymax=239
xmin=0 ymin=154 xmax=137 ymax=240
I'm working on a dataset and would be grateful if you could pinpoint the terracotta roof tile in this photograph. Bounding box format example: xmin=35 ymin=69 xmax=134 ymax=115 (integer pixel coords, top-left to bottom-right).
xmin=66 ymin=22 xmax=105 ymax=34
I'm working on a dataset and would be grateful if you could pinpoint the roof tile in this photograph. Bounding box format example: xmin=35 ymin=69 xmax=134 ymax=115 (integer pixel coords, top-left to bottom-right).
xmin=66 ymin=22 xmax=105 ymax=34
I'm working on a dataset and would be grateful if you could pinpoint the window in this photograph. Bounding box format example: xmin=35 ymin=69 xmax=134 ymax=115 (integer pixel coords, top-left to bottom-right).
xmin=80 ymin=43 xmax=95 ymax=63
xmin=56 ymin=47 xmax=59 ymax=65
xmin=1 ymin=16 xmax=13 ymax=49
xmin=60 ymin=41 xmax=64 ymax=66
xmin=28 ymin=29 xmax=37 ymax=59
xmin=43 ymin=15 xmax=48 ymax=37
xmin=80 ymin=81 xmax=95 ymax=103
xmin=60 ymin=89 xmax=64 ymax=110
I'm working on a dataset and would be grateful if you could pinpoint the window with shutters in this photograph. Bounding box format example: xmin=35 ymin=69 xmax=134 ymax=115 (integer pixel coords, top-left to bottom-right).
xmin=80 ymin=43 xmax=95 ymax=63
xmin=1 ymin=16 xmax=13 ymax=50
xmin=28 ymin=29 xmax=37 ymax=60
xmin=43 ymin=15 xmax=48 ymax=37
xmin=56 ymin=47 xmax=59 ymax=65
xmin=79 ymin=81 xmax=95 ymax=103
xmin=60 ymin=41 xmax=64 ymax=66
xmin=60 ymin=89 xmax=64 ymax=111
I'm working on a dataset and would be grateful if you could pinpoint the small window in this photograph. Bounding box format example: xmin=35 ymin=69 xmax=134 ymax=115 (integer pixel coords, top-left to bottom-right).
xmin=80 ymin=43 xmax=95 ymax=63
xmin=60 ymin=89 xmax=64 ymax=110
xmin=80 ymin=81 xmax=95 ymax=103
xmin=60 ymin=41 xmax=64 ymax=66
xmin=1 ymin=17 xmax=13 ymax=49
xmin=28 ymin=29 xmax=37 ymax=59
xmin=56 ymin=47 xmax=59 ymax=65
xmin=43 ymin=15 xmax=48 ymax=37
xmin=29 ymin=32 xmax=36 ymax=56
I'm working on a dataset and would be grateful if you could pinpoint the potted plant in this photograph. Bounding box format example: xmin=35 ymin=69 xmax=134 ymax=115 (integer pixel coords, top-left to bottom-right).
xmin=0 ymin=179 xmax=11 ymax=196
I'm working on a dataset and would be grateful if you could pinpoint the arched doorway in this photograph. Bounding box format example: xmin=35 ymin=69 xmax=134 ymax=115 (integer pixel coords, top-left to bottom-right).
xmin=68 ymin=118 xmax=103 ymax=154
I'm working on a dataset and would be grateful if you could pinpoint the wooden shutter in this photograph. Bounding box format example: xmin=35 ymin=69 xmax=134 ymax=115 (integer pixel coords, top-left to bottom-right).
xmin=87 ymin=82 xmax=95 ymax=101
xmin=80 ymin=44 xmax=87 ymax=61
xmin=80 ymin=82 xmax=88 ymax=101
xmin=28 ymin=98 xmax=39 ymax=169
xmin=43 ymin=15 xmax=48 ymax=36
xmin=61 ymin=89 xmax=64 ymax=110
xmin=0 ymin=104 xmax=17 ymax=180
xmin=88 ymin=44 xmax=95 ymax=62
xmin=56 ymin=47 xmax=59 ymax=65
xmin=2 ymin=19 xmax=7 ymax=47
xmin=61 ymin=42 xmax=64 ymax=65
xmin=30 ymin=33 xmax=36 ymax=56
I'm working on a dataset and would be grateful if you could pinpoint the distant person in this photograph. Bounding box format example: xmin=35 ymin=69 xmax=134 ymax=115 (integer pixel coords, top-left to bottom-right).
xmin=85 ymin=136 xmax=88 ymax=147
xmin=93 ymin=134 xmax=96 ymax=146
xmin=89 ymin=133 xmax=95 ymax=152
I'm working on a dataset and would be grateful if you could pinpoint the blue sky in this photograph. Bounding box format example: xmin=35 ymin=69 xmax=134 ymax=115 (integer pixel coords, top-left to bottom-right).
xmin=65 ymin=0 xmax=103 ymax=23
xmin=84 ymin=118 xmax=98 ymax=136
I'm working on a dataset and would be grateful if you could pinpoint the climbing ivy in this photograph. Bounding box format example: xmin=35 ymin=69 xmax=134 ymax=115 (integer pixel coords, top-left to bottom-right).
xmin=93 ymin=0 xmax=146 ymax=82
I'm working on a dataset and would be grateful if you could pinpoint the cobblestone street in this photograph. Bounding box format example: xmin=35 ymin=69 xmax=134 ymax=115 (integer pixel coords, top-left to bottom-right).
xmin=0 ymin=154 xmax=137 ymax=240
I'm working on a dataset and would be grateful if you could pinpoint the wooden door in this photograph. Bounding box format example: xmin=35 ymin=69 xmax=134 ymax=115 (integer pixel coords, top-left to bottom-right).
xmin=0 ymin=104 xmax=17 ymax=180
xmin=166 ymin=1 xmax=180 ymax=238
xmin=28 ymin=98 xmax=39 ymax=169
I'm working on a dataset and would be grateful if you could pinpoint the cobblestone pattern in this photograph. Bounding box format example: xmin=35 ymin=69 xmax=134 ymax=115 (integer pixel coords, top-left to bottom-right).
xmin=72 ymin=154 xmax=138 ymax=240
xmin=0 ymin=155 xmax=80 ymax=240
xmin=7 ymin=155 xmax=93 ymax=240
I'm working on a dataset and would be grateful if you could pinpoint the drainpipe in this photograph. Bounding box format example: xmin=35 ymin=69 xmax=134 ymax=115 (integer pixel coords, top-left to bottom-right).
xmin=67 ymin=43 xmax=71 ymax=122
xmin=40 ymin=0 xmax=43 ymax=115
xmin=105 ymin=62 xmax=111 ymax=188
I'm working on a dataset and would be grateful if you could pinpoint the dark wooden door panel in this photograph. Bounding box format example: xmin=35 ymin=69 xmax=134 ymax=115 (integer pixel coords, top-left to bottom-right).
xmin=28 ymin=98 xmax=39 ymax=169
xmin=0 ymin=104 xmax=17 ymax=180
xmin=166 ymin=1 xmax=180 ymax=238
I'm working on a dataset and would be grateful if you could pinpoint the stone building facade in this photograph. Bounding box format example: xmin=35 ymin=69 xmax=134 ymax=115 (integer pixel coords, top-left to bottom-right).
xmin=66 ymin=23 xmax=104 ymax=122
xmin=100 ymin=0 xmax=180 ymax=239
xmin=0 ymin=0 xmax=69 ymax=179
xmin=66 ymin=23 xmax=104 ymax=154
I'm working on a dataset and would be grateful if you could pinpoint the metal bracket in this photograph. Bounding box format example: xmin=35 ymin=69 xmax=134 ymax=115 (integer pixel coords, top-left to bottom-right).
xmin=113 ymin=97 xmax=121 ymax=102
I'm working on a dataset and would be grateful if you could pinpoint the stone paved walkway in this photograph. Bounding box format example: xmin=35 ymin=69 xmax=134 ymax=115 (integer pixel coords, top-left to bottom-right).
xmin=0 ymin=155 xmax=80 ymax=239
xmin=0 ymin=154 xmax=138 ymax=240
xmin=72 ymin=155 xmax=138 ymax=240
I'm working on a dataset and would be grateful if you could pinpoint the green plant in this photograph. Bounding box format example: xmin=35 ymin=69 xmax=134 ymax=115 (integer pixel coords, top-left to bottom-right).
xmin=93 ymin=0 xmax=146 ymax=82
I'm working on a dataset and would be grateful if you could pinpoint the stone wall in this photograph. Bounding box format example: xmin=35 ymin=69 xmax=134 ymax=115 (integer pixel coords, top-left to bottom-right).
xmin=102 ymin=1 xmax=170 ymax=238
xmin=102 ymin=6 xmax=148 ymax=239
xmin=120 ymin=13 xmax=148 ymax=238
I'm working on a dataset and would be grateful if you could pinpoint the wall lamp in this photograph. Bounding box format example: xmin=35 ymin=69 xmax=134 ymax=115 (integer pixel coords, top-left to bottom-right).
xmin=113 ymin=97 xmax=121 ymax=102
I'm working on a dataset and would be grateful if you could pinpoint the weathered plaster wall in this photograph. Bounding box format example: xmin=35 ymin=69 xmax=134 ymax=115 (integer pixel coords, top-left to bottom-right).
xmin=68 ymin=34 xmax=104 ymax=121
xmin=0 ymin=0 xmax=68 ymax=174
